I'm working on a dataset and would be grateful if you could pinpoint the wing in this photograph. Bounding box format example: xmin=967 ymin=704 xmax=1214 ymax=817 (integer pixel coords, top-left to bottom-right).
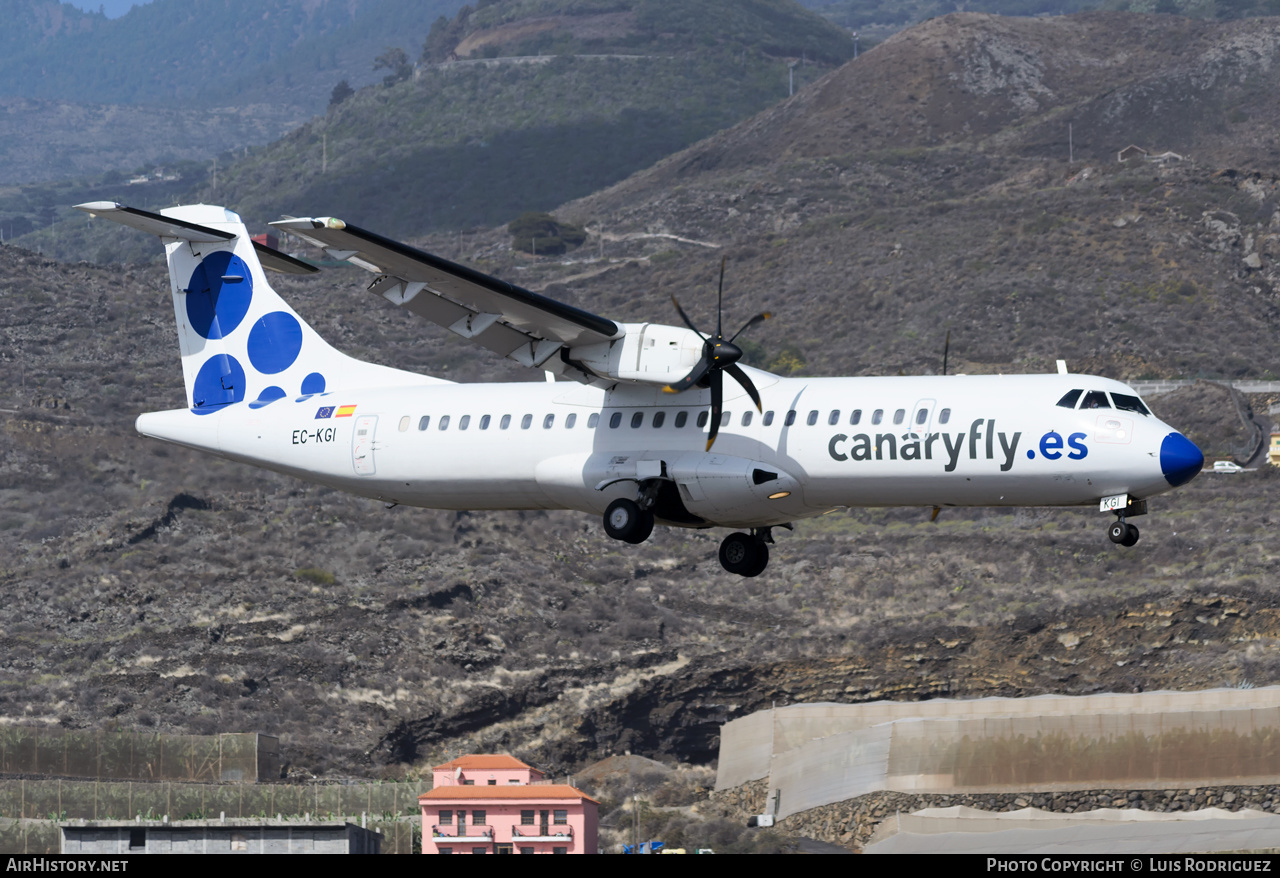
xmin=271 ymin=216 xmax=620 ymax=382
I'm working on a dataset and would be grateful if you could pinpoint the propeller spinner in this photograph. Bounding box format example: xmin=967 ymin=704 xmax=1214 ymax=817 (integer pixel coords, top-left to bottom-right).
xmin=664 ymin=257 xmax=771 ymax=450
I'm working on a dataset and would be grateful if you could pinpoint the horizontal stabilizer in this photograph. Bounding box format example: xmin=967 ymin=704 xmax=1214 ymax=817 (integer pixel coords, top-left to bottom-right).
xmin=252 ymin=240 xmax=320 ymax=275
xmin=74 ymin=202 xmax=233 ymax=243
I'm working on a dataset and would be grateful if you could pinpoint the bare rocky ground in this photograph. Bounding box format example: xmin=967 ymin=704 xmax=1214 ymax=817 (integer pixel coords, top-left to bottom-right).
xmin=1 ymin=13 xmax=1280 ymax=854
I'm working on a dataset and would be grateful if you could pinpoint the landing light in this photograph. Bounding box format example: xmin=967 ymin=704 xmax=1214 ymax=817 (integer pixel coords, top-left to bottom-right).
xmin=768 ymin=491 xmax=791 ymax=500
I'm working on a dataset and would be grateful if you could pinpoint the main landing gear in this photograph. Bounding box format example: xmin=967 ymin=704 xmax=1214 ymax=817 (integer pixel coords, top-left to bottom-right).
xmin=603 ymin=498 xmax=654 ymax=545
xmin=718 ymin=531 xmax=770 ymax=577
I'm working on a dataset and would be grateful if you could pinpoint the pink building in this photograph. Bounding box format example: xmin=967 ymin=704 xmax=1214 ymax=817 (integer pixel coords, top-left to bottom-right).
xmin=420 ymin=755 xmax=598 ymax=854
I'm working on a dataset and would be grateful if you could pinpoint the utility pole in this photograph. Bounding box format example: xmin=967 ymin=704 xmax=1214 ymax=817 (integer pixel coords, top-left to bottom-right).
xmin=1068 ymin=123 xmax=1074 ymax=164
xmin=322 ymin=133 xmax=327 ymax=174
xmin=853 ymin=31 xmax=859 ymax=59
xmin=789 ymin=61 xmax=797 ymax=96
xmin=212 ymin=157 xmax=217 ymax=191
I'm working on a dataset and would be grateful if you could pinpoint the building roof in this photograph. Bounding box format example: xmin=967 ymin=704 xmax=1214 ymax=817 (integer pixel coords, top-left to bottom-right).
xmin=432 ymin=754 xmax=539 ymax=772
xmin=420 ymin=784 xmax=599 ymax=805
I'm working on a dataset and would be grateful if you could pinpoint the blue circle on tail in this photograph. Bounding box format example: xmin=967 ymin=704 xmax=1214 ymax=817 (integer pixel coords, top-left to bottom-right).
xmin=191 ymin=354 xmax=246 ymax=414
xmin=186 ymin=252 xmax=253 ymax=340
xmin=301 ymin=372 xmax=326 ymax=394
xmin=247 ymin=311 xmax=303 ymax=374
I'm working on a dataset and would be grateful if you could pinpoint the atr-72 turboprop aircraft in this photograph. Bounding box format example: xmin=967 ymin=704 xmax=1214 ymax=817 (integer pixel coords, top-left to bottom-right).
xmin=77 ymin=202 xmax=1205 ymax=577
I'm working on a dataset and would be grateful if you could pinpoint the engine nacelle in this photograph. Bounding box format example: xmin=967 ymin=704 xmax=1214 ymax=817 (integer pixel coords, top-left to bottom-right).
xmin=568 ymin=322 xmax=704 ymax=385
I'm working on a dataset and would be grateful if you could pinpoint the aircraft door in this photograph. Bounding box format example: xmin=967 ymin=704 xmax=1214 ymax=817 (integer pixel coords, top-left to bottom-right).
xmin=910 ymin=398 xmax=937 ymax=437
xmin=352 ymin=415 xmax=378 ymax=475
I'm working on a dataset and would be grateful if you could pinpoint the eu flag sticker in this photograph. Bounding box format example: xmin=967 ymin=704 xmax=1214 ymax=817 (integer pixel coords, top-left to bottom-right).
xmin=315 ymin=406 xmax=335 ymax=419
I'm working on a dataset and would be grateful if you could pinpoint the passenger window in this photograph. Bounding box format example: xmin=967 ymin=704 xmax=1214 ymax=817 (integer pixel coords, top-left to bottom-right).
xmin=500 ymin=414 xmax=511 ymax=430
xmin=893 ymin=409 xmax=905 ymax=425
xmin=587 ymin=413 xmax=599 ymax=428
xmin=459 ymin=415 xmax=470 ymax=431
xmin=828 ymin=410 xmax=840 ymax=426
xmin=439 ymin=415 xmax=451 ymax=431
xmin=871 ymin=409 xmax=883 ymax=425
xmin=784 ymin=410 xmax=796 ymax=426
xmin=915 ymin=408 xmax=928 ymax=425
xmin=1112 ymin=393 xmax=1150 ymax=416
xmin=939 ymin=408 xmax=951 ymax=424
xmin=653 ymin=411 xmax=665 ymax=428
xmin=565 ymin=413 xmax=576 ymax=428
xmin=418 ymin=416 xmax=430 ymax=431
xmin=631 ymin=412 xmax=643 ymax=428
xmin=399 ymin=416 xmax=410 ymax=432
xmin=741 ymin=411 xmax=753 ymax=427
xmin=521 ymin=414 xmax=533 ymax=429
xmin=850 ymin=409 xmax=862 ymax=426
xmin=479 ymin=415 xmax=490 ymax=430
xmin=696 ymin=411 xmax=709 ymax=428
xmin=721 ymin=412 xmax=730 ymax=426
xmin=674 ymin=411 xmax=688 ymax=428
xmin=1056 ymin=389 xmax=1083 ymax=409
xmin=1080 ymin=391 xmax=1111 ymax=409
xmin=543 ymin=414 xmax=554 ymax=429
xmin=609 ymin=412 xmax=622 ymax=428
xmin=763 ymin=411 xmax=774 ymax=426
xmin=806 ymin=410 xmax=818 ymax=426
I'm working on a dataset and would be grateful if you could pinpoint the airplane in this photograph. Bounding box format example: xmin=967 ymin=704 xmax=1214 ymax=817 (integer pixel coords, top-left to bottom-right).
xmin=75 ymin=201 xmax=1205 ymax=577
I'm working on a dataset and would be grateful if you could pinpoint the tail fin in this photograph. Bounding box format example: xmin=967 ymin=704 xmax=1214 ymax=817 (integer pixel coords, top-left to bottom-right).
xmin=77 ymin=202 xmax=440 ymax=414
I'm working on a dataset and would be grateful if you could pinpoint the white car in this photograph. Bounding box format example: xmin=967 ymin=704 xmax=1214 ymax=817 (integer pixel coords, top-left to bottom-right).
xmin=1212 ymin=460 xmax=1244 ymax=473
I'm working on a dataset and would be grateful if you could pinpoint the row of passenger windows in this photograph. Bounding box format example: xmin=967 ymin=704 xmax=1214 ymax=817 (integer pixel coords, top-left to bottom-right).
xmin=1055 ymin=389 xmax=1150 ymax=416
xmin=396 ymin=406 xmax=955 ymax=433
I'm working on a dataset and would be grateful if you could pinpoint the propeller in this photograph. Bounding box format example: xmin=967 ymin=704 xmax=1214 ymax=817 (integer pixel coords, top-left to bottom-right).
xmin=664 ymin=257 xmax=772 ymax=451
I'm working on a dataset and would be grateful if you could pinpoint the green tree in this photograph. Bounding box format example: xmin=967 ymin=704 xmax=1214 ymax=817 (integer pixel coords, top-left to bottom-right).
xmin=329 ymin=79 xmax=355 ymax=107
xmin=373 ymin=47 xmax=412 ymax=86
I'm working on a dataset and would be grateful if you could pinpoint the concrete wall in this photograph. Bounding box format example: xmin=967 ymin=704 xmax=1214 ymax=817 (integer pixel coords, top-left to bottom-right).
xmin=61 ymin=821 xmax=380 ymax=854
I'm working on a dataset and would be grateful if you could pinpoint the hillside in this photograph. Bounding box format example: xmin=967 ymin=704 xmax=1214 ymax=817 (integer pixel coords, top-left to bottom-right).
xmin=3 ymin=9 xmax=1280 ymax=824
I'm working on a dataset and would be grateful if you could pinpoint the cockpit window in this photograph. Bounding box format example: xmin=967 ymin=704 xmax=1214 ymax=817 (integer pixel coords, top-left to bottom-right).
xmin=1080 ymin=391 xmax=1111 ymax=409
xmin=1056 ymin=389 xmax=1083 ymax=409
xmin=1111 ymin=393 xmax=1150 ymax=416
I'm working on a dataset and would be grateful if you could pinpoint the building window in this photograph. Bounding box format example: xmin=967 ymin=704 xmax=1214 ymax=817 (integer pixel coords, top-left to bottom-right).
xmin=473 ymin=810 xmax=486 ymax=824
xmin=439 ymin=847 xmax=453 ymax=854
xmin=130 ymin=829 xmax=146 ymax=851
xmin=418 ymin=415 xmax=430 ymax=431
xmin=439 ymin=810 xmax=453 ymax=824
xmin=520 ymin=847 xmax=534 ymax=855
xmin=473 ymin=848 xmax=487 ymax=855
xmin=521 ymin=810 xmax=535 ymax=825
xmin=488 ymin=780 xmax=497 ymax=785
xmin=553 ymin=847 xmax=568 ymax=854
xmin=553 ymin=810 xmax=568 ymax=824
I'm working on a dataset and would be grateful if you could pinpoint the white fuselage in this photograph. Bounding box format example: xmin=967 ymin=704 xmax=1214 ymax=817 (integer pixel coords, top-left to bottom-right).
xmin=137 ymin=369 xmax=1187 ymax=529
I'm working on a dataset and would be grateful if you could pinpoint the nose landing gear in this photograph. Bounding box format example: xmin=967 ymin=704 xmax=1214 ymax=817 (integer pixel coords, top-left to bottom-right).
xmin=1108 ymin=518 xmax=1140 ymax=547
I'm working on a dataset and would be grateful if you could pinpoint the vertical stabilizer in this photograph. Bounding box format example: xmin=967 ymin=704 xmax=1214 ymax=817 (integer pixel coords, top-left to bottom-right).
xmin=77 ymin=202 xmax=441 ymax=415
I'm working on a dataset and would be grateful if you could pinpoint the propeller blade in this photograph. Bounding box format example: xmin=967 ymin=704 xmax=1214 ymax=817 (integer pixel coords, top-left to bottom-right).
xmin=705 ymin=370 xmax=724 ymax=451
xmin=725 ymin=363 xmax=762 ymax=412
xmin=728 ymin=311 xmax=772 ymax=343
xmin=715 ymin=256 xmax=726 ymax=338
xmin=671 ymin=295 xmax=706 ymax=341
xmin=664 ymin=355 xmax=712 ymax=394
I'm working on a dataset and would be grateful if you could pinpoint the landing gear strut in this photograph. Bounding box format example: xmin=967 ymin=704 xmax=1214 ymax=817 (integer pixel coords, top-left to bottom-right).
xmin=719 ymin=530 xmax=771 ymax=577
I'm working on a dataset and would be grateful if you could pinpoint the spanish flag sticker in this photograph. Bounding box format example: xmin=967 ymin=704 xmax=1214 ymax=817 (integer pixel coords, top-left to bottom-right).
xmin=335 ymin=404 xmax=357 ymax=418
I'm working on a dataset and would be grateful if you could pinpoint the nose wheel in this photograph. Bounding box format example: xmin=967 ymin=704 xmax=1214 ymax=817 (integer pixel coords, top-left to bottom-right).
xmin=1108 ymin=519 xmax=1140 ymax=547
xmin=719 ymin=532 xmax=770 ymax=577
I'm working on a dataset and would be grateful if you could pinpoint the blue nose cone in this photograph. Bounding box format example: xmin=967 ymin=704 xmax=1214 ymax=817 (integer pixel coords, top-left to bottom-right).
xmin=1160 ymin=432 xmax=1204 ymax=487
